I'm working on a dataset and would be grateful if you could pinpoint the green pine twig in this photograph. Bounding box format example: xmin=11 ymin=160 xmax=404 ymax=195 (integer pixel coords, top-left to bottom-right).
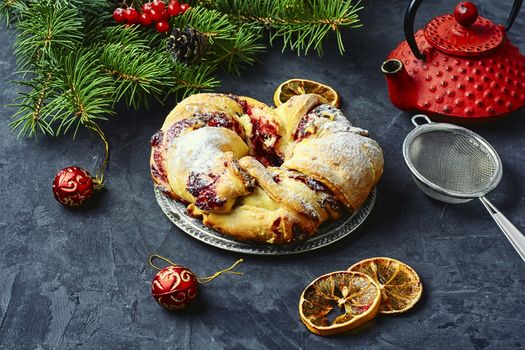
xmin=49 ymin=50 xmax=115 ymax=137
xmin=99 ymin=27 xmax=174 ymax=109
xmin=14 ymin=1 xmax=84 ymax=70
xmin=173 ymin=6 xmax=265 ymax=74
xmin=4 ymin=0 xmax=363 ymax=140
xmin=9 ymin=72 xmax=55 ymax=137
xmin=171 ymin=61 xmax=220 ymax=99
xmin=195 ymin=0 xmax=363 ymax=55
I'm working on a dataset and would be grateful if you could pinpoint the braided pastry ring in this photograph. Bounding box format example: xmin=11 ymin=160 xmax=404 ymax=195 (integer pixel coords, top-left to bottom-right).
xmin=150 ymin=93 xmax=383 ymax=244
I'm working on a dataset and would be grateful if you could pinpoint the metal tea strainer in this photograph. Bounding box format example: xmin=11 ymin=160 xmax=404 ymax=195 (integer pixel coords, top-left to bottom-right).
xmin=403 ymin=114 xmax=525 ymax=262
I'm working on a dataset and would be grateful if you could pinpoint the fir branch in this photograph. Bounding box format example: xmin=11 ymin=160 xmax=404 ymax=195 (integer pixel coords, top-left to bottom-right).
xmin=174 ymin=6 xmax=239 ymax=42
xmin=4 ymin=0 xmax=364 ymax=141
xmin=210 ymin=25 xmax=265 ymax=75
xmin=99 ymin=27 xmax=174 ymax=109
xmin=271 ymin=0 xmax=363 ymax=55
xmin=171 ymin=62 xmax=220 ymax=99
xmin=9 ymin=72 xmax=55 ymax=137
xmin=0 ymin=0 xmax=27 ymax=25
xmin=14 ymin=1 xmax=83 ymax=69
xmin=48 ymin=50 xmax=115 ymax=137
xmin=68 ymin=0 xmax=109 ymax=15
xmin=99 ymin=24 xmax=162 ymax=50
xmin=173 ymin=6 xmax=265 ymax=74
xmin=195 ymin=0 xmax=363 ymax=55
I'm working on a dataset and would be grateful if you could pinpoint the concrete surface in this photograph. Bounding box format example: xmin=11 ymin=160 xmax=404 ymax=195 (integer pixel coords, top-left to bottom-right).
xmin=1 ymin=0 xmax=524 ymax=349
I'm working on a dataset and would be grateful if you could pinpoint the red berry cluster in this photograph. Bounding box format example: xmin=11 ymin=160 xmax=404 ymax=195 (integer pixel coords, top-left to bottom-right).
xmin=113 ymin=0 xmax=190 ymax=33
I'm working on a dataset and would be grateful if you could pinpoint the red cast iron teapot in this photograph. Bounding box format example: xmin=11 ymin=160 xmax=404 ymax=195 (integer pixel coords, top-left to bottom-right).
xmin=382 ymin=0 xmax=525 ymax=120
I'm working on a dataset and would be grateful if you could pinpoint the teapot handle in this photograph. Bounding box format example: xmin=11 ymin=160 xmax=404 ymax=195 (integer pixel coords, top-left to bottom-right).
xmin=404 ymin=0 xmax=524 ymax=60
xmin=507 ymin=0 xmax=523 ymax=31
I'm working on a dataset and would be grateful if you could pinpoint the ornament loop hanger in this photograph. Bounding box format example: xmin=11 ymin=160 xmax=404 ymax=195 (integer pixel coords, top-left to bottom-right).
xmin=85 ymin=122 xmax=109 ymax=187
xmin=149 ymin=254 xmax=178 ymax=270
xmin=148 ymin=254 xmax=244 ymax=284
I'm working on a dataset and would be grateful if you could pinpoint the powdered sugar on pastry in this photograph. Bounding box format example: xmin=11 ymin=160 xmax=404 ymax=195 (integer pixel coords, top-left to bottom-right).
xmin=166 ymin=127 xmax=250 ymax=209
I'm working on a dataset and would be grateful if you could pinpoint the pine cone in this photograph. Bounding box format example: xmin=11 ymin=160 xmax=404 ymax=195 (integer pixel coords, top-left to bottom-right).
xmin=167 ymin=27 xmax=208 ymax=64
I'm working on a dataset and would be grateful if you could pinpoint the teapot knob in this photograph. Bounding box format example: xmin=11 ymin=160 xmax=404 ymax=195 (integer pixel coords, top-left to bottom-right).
xmin=454 ymin=1 xmax=479 ymax=27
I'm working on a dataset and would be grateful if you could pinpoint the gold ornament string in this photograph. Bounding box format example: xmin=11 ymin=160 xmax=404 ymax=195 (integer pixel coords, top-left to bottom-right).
xmin=149 ymin=254 xmax=178 ymax=269
xmin=148 ymin=254 xmax=244 ymax=285
xmin=85 ymin=122 xmax=110 ymax=188
xmin=197 ymin=258 xmax=244 ymax=284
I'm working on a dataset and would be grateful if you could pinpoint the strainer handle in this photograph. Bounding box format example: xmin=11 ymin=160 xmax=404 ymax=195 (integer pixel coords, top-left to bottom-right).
xmin=411 ymin=114 xmax=432 ymax=127
xmin=480 ymin=196 xmax=525 ymax=262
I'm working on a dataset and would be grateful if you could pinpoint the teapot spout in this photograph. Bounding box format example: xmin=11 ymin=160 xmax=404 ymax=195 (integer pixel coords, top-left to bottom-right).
xmin=381 ymin=59 xmax=415 ymax=111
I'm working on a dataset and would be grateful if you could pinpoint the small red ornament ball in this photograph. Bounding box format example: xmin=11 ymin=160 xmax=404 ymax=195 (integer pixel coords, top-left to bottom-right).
xmin=151 ymin=265 xmax=198 ymax=310
xmin=52 ymin=166 xmax=94 ymax=207
xmin=454 ymin=1 xmax=478 ymax=27
xmin=124 ymin=7 xmax=140 ymax=24
xmin=142 ymin=2 xmax=153 ymax=14
xmin=161 ymin=8 xmax=170 ymax=20
xmin=168 ymin=1 xmax=181 ymax=16
xmin=152 ymin=0 xmax=166 ymax=13
xmin=156 ymin=20 xmax=170 ymax=33
xmin=139 ymin=12 xmax=153 ymax=26
xmin=149 ymin=8 xmax=163 ymax=21
xmin=180 ymin=3 xmax=190 ymax=13
xmin=113 ymin=8 xmax=126 ymax=22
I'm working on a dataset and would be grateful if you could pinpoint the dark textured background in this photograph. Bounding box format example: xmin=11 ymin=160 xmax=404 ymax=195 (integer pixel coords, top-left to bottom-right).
xmin=1 ymin=0 xmax=525 ymax=349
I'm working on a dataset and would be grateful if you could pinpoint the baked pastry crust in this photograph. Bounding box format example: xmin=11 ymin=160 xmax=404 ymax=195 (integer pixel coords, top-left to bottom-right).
xmin=150 ymin=93 xmax=383 ymax=244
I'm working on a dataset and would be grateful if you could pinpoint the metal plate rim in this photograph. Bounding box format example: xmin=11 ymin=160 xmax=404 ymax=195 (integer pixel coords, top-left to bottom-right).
xmin=154 ymin=186 xmax=376 ymax=255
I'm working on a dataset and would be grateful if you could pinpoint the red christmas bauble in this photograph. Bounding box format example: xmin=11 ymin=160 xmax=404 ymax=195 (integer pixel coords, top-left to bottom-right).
xmin=142 ymin=2 xmax=153 ymax=14
xmin=124 ymin=7 xmax=140 ymax=24
xmin=139 ymin=12 xmax=153 ymax=26
xmin=151 ymin=0 xmax=166 ymax=13
xmin=156 ymin=20 xmax=170 ymax=33
xmin=180 ymin=3 xmax=190 ymax=13
xmin=113 ymin=8 xmax=126 ymax=23
xmin=151 ymin=265 xmax=198 ymax=310
xmin=168 ymin=1 xmax=181 ymax=16
xmin=149 ymin=9 xmax=163 ymax=21
xmin=52 ymin=166 xmax=95 ymax=207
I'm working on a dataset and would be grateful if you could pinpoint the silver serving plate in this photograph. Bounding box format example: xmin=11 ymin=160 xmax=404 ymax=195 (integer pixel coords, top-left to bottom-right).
xmin=154 ymin=186 xmax=376 ymax=255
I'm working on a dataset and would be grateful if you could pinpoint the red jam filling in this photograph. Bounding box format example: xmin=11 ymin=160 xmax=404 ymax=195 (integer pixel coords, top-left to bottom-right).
xmin=288 ymin=172 xmax=342 ymax=211
xmin=166 ymin=111 xmax=243 ymax=140
xmin=150 ymin=129 xmax=163 ymax=146
xmin=228 ymin=95 xmax=253 ymax=116
xmin=206 ymin=112 xmax=244 ymax=135
xmin=294 ymin=105 xmax=338 ymax=141
xmin=294 ymin=114 xmax=316 ymax=141
xmin=292 ymin=224 xmax=307 ymax=241
xmin=187 ymin=172 xmax=226 ymax=210
xmin=151 ymin=152 xmax=167 ymax=183
xmin=150 ymin=130 xmax=168 ymax=183
xmin=321 ymin=196 xmax=342 ymax=212
xmin=250 ymin=117 xmax=283 ymax=167
xmin=166 ymin=118 xmax=197 ymax=139
xmin=227 ymin=95 xmax=283 ymax=166
xmin=271 ymin=217 xmax=282 ymax=237
xmin=288 ymin=173 xmax=328 ymax=192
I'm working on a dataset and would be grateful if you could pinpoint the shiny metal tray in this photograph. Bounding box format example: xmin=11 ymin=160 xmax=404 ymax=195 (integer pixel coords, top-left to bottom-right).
xmin=154 ymin=186 xmax=376 ymax=255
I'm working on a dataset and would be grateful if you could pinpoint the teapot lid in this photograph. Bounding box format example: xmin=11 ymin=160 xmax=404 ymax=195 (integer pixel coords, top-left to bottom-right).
xmin=424 ymin=2 xmax=503 ymax=57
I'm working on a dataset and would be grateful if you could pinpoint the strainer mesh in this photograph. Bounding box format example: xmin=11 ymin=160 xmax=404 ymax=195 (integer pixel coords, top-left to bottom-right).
xmin=408 ymin=130 xmax=498 ymax=194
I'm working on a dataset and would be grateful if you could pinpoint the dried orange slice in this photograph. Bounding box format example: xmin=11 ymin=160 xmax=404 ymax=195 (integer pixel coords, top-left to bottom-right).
xmin=274 ymin=79 xmax=341 ymax=108
xmin=348 ymin=257 xmax=422 ymax=314
xmin=299 ymin=271 xmax=381 ymax=336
